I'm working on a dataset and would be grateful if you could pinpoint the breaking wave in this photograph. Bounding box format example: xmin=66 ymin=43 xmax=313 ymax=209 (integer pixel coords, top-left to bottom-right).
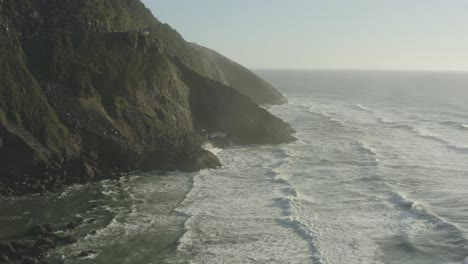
xmin=388 ymin=192 xmax=464 ymax=233
xmin=202 ymin=142 xmax=223 ymax=155
xmin=267 ymin=147 xmax=324 ymax=263
xmin=377 ymin=119 xmax=468 ymax=155
xmin=354 ymin=104 xmax=374 ymax=113
xmin=440 ymin=121 xmax=468 ymax=130
xmin=274 ymin=197 xmax=323 ymax=264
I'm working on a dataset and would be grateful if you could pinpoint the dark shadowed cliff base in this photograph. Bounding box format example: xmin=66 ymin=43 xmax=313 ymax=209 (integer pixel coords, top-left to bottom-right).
xmin=0 ymin=0 xmax=295 ymax=197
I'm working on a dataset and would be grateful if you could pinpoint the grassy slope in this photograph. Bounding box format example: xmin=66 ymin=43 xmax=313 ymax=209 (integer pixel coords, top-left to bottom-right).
xmin=33 ymin=32 xmax=192 ymax=140
xmin=0 ymin=35 xmax=67 ymax=151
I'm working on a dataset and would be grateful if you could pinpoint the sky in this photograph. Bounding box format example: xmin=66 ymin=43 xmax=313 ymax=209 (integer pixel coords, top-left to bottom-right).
xmin=142 ymin=0 xmax=468 ymax=71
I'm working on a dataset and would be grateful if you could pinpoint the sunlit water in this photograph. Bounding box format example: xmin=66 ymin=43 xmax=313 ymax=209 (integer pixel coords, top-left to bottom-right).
xmin=1 ymin=70 xmax=468 ymax=263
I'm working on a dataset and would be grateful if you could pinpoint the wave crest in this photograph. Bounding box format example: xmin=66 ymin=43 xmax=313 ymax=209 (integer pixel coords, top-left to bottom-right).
xmin=202 ymin=142 xmax=223 ymax=155
xmin=354 ymin=104 xmax=373 ymax=113
xmin=377 ymin=117 xmax=396 ymax=125
xmin=388 ymin=192 xmax=464 ymax=232
xmin=379 ymin=121 xmax=468 ymax=155
xmin=440 ymin=121 xmax=468 ymax=130
xmin=274 ymin=198 xmax=323 ymax=264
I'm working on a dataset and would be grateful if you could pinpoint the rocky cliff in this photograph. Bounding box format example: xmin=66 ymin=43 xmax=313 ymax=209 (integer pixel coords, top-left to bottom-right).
xmin=0 ymin=0 xmax=295 ymax=196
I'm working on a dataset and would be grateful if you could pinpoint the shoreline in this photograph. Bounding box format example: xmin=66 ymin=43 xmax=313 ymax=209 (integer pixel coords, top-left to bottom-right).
xmin=0 ymin=171 xmax=195 ymax=263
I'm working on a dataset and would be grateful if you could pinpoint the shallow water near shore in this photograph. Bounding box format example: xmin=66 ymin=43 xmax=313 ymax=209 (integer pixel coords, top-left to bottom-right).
xmin=0 ymin=172 xmax=192 ymax=263
xmin=2 ymin=70 xmax=468 ymax=263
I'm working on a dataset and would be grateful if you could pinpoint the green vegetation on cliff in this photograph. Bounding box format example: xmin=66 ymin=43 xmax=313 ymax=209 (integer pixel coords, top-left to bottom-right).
xmin=3 ymin=0 xmax=156 ymax=33
xmin=0 ymin=35 xmax=67 ymax=150
xmin=24 ymin=31 xmax=194 ymax=142
xmin=0 ymin=0 xmax=293 ymax=195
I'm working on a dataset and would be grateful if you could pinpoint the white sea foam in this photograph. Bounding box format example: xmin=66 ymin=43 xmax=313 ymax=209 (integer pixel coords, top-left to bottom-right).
xmin=208 ymin=132 xmax=227 ymax=138
xmin=58 ymin=183 xmax=88 ymax=198
xmin=377 ymin=117 xmax=396 ymax=125
xmin=355 ymin=104 xmax=373 ymax=113
xmin=356 ymin=141 xmax=378 ymax=156
xmin=202 ymin=142 xmax=222 ymax=155
xmin=78 ymin=251 xmax=98 ymax=259
xmin=170 ymin=146 xmax=314 ymax=263
xmin=389 ymin=193 xmax=414 ymax=208
xmin=440 ymin=120 xmax=468 ymax=129
xmin=388 ymin=192 xmax=464 ymax=233
xmin=409 ymin=203 xmax=429 ymax=216
xmin=101 ymin=189 xmax=117 ymax=196
xmin=412 ymin=128 xmax=449 ymax=143
xmin=389 ymin=193 xmax=431 ymax=217
xmin=277 ymin=217 xmax=324 ymax=264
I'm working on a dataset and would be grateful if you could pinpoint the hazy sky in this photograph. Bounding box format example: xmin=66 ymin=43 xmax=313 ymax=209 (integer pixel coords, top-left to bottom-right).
xmin=142 ymin=0 xmax=468 ymax=71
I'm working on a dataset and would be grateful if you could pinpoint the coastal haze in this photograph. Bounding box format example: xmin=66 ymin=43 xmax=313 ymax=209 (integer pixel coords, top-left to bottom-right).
xmin=1 ymin=0 xmax=467 ymax=264
xmin=144 ymin=0 xmax=468 ymax=71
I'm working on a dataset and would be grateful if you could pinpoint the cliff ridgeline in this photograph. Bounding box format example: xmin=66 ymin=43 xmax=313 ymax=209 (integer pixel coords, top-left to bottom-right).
xmin=0 ymin=0 xmax=295 ymax=196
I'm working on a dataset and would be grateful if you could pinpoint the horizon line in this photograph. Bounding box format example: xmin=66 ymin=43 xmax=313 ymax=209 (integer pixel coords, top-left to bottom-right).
xmin=251 ymin=68 xmax=468 ymax=73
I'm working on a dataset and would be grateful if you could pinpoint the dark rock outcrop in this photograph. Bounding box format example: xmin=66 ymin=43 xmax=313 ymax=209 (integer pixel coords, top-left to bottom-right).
xmin=77 ymin=250 xmax=97 ymax=258
xmin=173 ymin=58 xmax=296 ymax=145
xmin=0 ymin=219 xmax=90 ymax=263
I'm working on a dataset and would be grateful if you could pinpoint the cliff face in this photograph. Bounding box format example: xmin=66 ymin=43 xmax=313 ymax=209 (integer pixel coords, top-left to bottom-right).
xmin=0 ymin=0 xmax=294 ymax=195
xmin=172 ymin=58 xmax=295 ymax=145
xmin=190 ymin=44 xmax=287 ymax=105
xmin=0 ymin=31 xmax=221 ymax=194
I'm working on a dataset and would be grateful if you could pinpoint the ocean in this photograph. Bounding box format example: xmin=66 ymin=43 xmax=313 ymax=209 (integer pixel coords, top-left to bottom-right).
xmin=1 ymin=70 xmax=468 ymax=263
